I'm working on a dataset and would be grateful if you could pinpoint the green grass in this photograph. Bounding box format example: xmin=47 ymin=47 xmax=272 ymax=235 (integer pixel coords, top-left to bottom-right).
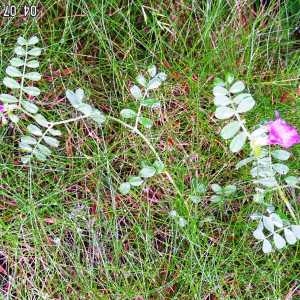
xmin=0 ymin=0 xmax=300 ymax=299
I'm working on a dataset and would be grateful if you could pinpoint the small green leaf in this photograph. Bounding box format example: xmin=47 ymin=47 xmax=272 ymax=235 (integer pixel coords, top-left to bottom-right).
xmin=229 ymin=81 xmax=245 ymax=93
xmin=22 ymin=101 xmax=39 ymax=114
xmin=213 ymin=86 xmax=228 ymax=96
xmin=120 ymin=108 xmax=137 ymax=119
xmin=119 ymin=182 xmax=131 ymax=195
xmin=75 ymin=88 xmax=84 ymax=101
xmin=136 ymin=74 xmax=147 ymax=87
xmin=147 ymin=65 xmax=157 ymax=77
xmin=48 ymin=128 xmax=62 ymax=136
xmin=229 ymin=131 xmax=247 ymax=153
xmin=0 ymin=94 xmax=18 ymax=103
xmin=156 ymin=72 xmax=167 ymax=81
xmin=254 ymin=177 xmax=277 ymax=188
xmin=130 ymin=85 xmax=142 ymax=100
xmin=271 ymin=150 xmax=291 ymax=161
xmin=66 ymin=90 xmax=82 ymax=108
xmin=10 ymin=57 xmax=25 ymax=67
xmin=34 ymin=114 xmax=49 ymax=127
xmin=236 ymin=97 xmax=255 ymax=113
xmin=192 ymin=181 xmax=206 ymax=194
xmin=215 ymin=106 xmax=235 ymax=120
xmin=6 ymin=66 xmax=22 ymax=77
xmin=284 ymin=176 xmax=299 ymax=187
xmin=273 ymin=163 xmax=289 ymax=175
xmin=211 ymin=184 xmax=222 ymax=193
xmin=14 ymin=46 xmax=26 ymax=56
xmin=21 ymin=136 xmax=37 ymax=145
xmin=153 ymin=160 xmax=164 ymax=173
xmin=139 ymin=166 xmax=156 ymax=178
xmin=28 ymin=47 xmax=42 ymax=56
xmin=233 ymin=93 xmax=252 ymax=104
xmin=27 ymin=124 xmax=43 ymax=136
xmin=178 ymin=217 xmax=187 ymax=228
xmin=284 ymin=228 xmax=297 ymax=245
xmin=23 ymin=86 xmax=40 ymax=96
xmin=27 ymin=36 xmax=39 ymax=45
xmin=235 ymin=156 xmax=255 ymax=169
xmin=17 ymin=37 xmax=27 ymax=46
xmin=77 ymin=103 xmax=93 ymax=115
xmin=210 ymin=195 xmax=223 ymax=203
xmin=3 ymin=77 xmax=20 ymax=89
xmin=262 ymin=239 xmax=272 ymax=254
xmin=37 ymin=144 xmax=52 ymax=156
xmin=253 ymin=228 xmax=265 ymax=240
xmin=24 ymin=72 xmax=41 ymax=81
xmin=138 ymin=117 xmax=153 ymax=128
xmin=273 ymin=233 xmax=286 ymax=250
xmin=291 ymin=225 xmax=300 ymax=239
xmin=128 ymin=176 xmax=144 ymax=187
xmin=223 ymin=185 xmax=236 ymax=195
xmin=19 ymin=141 xmax=33 ymax=152
xmin=213 ymin=78 xmax=225 ymax=87
xmin=141 ymin=98 xmax=160 ymax=108
xmin=33 ymin=149 xmax=47 ymax=161
xmin=44 ymin=136 xmax=59 ymax=148
xmin=214 ymin=95 xmax=231 ymax=106
xmin=225 ymin=73 xmax=234 ymax=84
xmin=147 ymin=78 xmax=161 ymax=90
xmin=190 ymin=195 xmax=201 ymax=204
xmin=90 ymin=109 xmax=106 ymax=125
xmin=26 ymin=60 xmax=39 ymax=68
xmin=263 ymin=216 xmax=274 ymax=233
xmin=220 ymin=121 xmax=241 ymax=139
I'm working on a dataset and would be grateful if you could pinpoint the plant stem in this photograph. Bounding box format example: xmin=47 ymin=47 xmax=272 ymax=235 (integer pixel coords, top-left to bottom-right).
xmin=133 ymin=89 xmax=148 ymax=131
xmin=277 ymin=187 xmax=297 ymax=222
xmin=18 ymin=44 xmax=28 ymax=106
xmin=108 ymin=115 xmax=184 ymax=200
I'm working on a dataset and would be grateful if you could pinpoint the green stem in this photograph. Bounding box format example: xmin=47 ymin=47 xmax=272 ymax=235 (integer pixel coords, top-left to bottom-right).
xmin=18 ymin=44 xmax=28 ymax=106
xmin=133 ymin=89 xmax=148 ymax=131
xmin=108 ymin=115 xmax=185 ymax=200
xmin=277 ymin=187 xmax=297 ymax=222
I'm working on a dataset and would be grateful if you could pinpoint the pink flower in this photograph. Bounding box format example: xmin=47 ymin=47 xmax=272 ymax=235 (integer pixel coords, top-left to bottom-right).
xmin=267 ymin=112 xmax=300 ymax=148
xmin=0 ymin=104 xmax=4 ymax=113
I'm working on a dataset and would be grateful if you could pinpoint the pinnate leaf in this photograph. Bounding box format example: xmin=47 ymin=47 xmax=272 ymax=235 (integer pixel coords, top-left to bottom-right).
xmin=119 ymin=182 xmax=131 ymax=195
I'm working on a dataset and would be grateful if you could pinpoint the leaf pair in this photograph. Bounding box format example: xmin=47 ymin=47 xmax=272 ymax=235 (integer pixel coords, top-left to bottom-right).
xmin=66 ymin=88 xmax=106 ymax=125
xmin=118 ymin=160 xmax=164 ymax=195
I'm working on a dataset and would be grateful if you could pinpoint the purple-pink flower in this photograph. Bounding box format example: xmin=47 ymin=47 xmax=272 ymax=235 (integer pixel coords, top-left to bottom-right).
xmin=267 ymin=112 xmax=300 ymax=148
xmin=0 ymin=104 xmax=4 ymax=113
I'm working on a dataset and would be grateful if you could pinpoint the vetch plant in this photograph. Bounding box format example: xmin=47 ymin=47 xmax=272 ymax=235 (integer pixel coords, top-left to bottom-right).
xmin=0 ymin=36 xmax=184 ymax=212
xmin=213 ymin=75 xmax=300 ymax=253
